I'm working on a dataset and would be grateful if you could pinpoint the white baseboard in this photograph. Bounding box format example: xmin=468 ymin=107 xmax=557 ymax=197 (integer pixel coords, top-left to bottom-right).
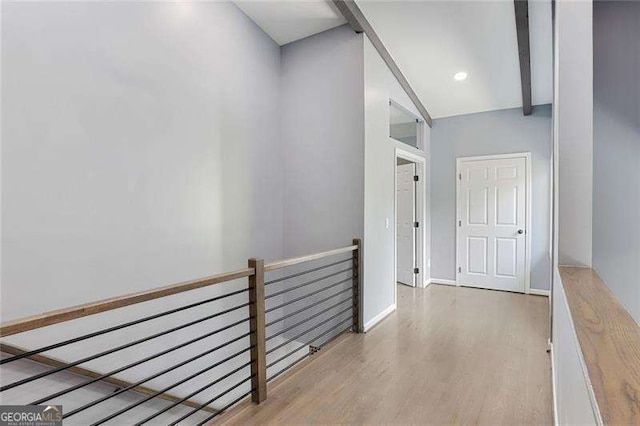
xmin=429 ymin=277 xmax=457 ymax=286
xmin=529 ymin=288 xmax=550 ymax=297
xmin=363 ymin=303 xmax=396 ymax=332
xmin=428 ymin=278 xmax=549 ymax=295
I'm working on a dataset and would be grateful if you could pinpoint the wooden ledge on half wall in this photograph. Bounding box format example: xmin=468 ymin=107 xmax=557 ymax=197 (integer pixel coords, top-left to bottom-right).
xmin=558 ymin=266 xmax=640 ymax=425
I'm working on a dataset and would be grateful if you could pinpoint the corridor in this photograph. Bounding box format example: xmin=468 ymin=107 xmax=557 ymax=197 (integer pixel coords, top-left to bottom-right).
xmin=221 ymin=284 xmax=552 ymax=425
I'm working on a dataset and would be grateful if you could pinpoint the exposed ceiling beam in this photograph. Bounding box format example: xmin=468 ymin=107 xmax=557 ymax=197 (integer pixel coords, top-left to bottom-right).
xmin=514 ymin=0 xmax=533 ymax=115
xmin=332 ymin=0 xmax=433 ymax=127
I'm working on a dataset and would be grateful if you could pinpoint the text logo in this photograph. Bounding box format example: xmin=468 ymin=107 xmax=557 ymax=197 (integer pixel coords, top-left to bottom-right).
xmin=0 ymin=405 xmax=62 ymax=426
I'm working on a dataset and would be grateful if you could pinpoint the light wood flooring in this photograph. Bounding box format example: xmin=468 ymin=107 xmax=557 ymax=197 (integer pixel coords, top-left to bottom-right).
xmin=221 ymin=284 xmax=553 ymax=425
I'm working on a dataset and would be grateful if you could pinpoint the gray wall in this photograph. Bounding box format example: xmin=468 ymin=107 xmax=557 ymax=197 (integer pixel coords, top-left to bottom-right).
xmin=278 ymin=25 xmax=364 ymax=335
xmin=592 ymin=0 xmax=640 ymax=323
xmin=430 ymin=105 xmax=552 ymax=290
xmin=281 ymin=25 xmax=364 ymax=257
xmin=1 ymin=1 xmax=284 ymax=321
xmin=1 ymin=1 xmax=284 ymax=406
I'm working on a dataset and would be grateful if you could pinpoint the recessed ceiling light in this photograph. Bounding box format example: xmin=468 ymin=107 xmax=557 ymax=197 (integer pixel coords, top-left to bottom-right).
xmin=454 ymin=72 xmax=468 ymax=81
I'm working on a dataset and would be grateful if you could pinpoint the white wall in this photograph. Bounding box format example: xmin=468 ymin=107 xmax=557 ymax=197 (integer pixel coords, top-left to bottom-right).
xmin=363 ymin=35 xmax=431 ymax=328
xmin=554 ymin=0 xmax=593 ymax=267
xmin=592 ymin=0 xmax=640 ymax=324
xmin=1 ymin=0 xmax=284 ymax=410
xmin=430 ymin=106 xmax=553 ymax=290
xmin=551 ymin=2 xmax=601 ymax=422
xmin=552 ymin=268 xmax=600 ymax=425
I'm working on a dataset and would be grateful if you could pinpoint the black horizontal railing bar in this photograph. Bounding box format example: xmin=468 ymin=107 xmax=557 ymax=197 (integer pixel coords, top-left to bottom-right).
xmin=267 ymin=351 xmax=310 ymax=384
xmin=63 ymin=331 xmax=252 ymax=419
xmin=266 ymin=317 xmax=352 ymax=383
xmin=265 ymin=287 xmax=352 ymax=328
xmin=266 ymin=308 xmax=352 ymax=362
xmin=265 ymin=298 xmax=352 ymax=344
xmin=265 ymin=277 xmax=353 ymax=314
xmin=169 ymin=374 xmax=256 ymax=426
xmin=134 ymin=360 xmax=253 ymax=426
xmin=0 ymin=302 xmax=251 ymax=393
xmin=264 ymin=267 xmax=352 ymax=300
xmin=196 ymin=388 xmax=254 ymax=426
xmin=264 ymin=257 xmax=352 ymax=286
xmin=93 ymin=351 xmax=254 ymax=425
xmin=0 ymin=286 xmax=250 ymax=367
xmin=31 ymin=315 xmax=254 ymax=405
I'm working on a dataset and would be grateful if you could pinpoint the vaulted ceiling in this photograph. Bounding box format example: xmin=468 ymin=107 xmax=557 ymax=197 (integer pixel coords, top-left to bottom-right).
xmin=234 ymin=1 xmax=346 ymax=45
xmin=235 ymin=0 xmax=553 ymax=119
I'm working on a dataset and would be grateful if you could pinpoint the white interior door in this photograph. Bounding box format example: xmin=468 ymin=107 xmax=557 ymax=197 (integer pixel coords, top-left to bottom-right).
xmin=397 ymin=162 xmax=416 ymax=287
xmin=457 ymin=156 xmax=527 ymax=293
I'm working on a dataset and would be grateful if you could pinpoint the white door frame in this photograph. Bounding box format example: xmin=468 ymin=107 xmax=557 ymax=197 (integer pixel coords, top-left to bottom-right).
xmin=455 ymin=152 xmax=533 ymax=294
xmin=394 ymin=147 xmax=427 ymax=304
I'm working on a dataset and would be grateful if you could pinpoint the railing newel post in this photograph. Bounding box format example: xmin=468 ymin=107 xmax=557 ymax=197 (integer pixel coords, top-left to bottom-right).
xmin=352 ymin=238 xmax=363 ymax=333
xmin=248 ymin=258 xmax=267 ymax=404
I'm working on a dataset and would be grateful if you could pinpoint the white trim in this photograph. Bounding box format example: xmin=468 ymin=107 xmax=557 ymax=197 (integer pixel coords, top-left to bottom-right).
xmin=363 ymin=304 xmax=396 ymax=332
xmin=557 ymin=264 xmax=591 ymax=268
xmin=529 ymin=288 xmax=550 ymax=297
xmin=393 ymin=147 xmax=428 ymax=314
xmin=455 ymin=152 xmax=533 ymax=295
xmin=429 ymin=278 xmax=457 ymax=286
xmin=550 ymin=342 xmax=559 ymax=426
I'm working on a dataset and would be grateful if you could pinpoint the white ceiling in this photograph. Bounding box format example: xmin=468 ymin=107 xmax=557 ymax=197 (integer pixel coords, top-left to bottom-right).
xmin=234 ymin=1 xmax=345 ymax=46
xmin=236 ymin=0 xmax=553 ymax=119
xmin=357 ymin=0 xmax=553 ymax=118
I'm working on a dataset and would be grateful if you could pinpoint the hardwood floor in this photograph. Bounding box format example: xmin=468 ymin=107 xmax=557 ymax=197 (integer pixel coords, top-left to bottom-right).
xmin=222 ymin=284 xmax=553 ymax=425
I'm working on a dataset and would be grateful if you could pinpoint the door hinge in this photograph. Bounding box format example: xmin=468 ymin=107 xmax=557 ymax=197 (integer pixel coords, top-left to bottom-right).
xmin=413 ymin=175 xmax=419 ymax=182
xmin=458 ymin=266 xmax=462 ymax=273
xmin=458 ymin=220 xmax=462 ymax=227
xmin=458 ymin=173 xmax=462 ymax=180
xmin=414 ymin=221 xmax=419 ymax=228
xmin=414 ymin=267 xmax=420 ymax=274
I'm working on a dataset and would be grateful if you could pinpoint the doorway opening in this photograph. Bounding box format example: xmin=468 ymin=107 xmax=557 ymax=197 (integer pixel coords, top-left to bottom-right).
xmin=456 ymin=153 xmax=532 ymax=294
xmin=394 ymin=149 xmax=426 ymax=295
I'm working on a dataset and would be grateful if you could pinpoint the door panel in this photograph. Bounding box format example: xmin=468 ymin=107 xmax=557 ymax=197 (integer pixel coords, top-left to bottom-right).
xmin=467 ymin=187 xmax=488 ymax=225
xmin=495 ymin=237 xmax=517 ymax=277
xmin=396 ymin=163 xmax=416 ymax=287
xmin=457 ymin=156 xmax=527 ymax=293
xmin=467 ymin=237 xmax=488 ymax=275
xmin=496 ymin=186 xmax=518 ymax=225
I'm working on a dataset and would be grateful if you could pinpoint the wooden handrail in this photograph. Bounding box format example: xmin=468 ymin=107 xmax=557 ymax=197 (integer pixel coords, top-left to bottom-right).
xmin=0 ymin=243 xmax=359 ymax=337
xmin=264 ymin=245 xmax=358 ymax=272
xmin=0 ymin=267 xmax=254 ymax=337
xmin=0 ymin=343 xmax=216 ymax=414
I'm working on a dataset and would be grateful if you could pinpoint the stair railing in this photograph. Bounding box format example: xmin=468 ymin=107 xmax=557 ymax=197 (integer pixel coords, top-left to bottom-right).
xmin=0 ymin=238 xmax=362 ymax=425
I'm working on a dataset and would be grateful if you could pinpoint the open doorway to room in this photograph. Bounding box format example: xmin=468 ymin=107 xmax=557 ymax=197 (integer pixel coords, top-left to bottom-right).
xmin=394 ymin=149 xmax=425 ymax=292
